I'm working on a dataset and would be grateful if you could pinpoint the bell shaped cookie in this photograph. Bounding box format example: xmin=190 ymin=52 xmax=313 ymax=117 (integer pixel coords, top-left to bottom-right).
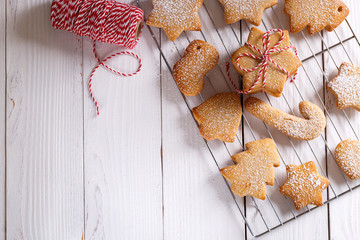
xmin=193 ymin=92 xmax=242 ymax=142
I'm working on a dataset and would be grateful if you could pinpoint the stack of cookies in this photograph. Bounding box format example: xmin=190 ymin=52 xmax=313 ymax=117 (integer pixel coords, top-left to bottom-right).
xmin=147 ymin=0 xmax=360 ymax=211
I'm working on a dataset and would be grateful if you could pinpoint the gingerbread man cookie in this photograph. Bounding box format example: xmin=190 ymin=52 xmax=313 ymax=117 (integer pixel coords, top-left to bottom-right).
xmin=146 ymin=0 xmax=204 ymax=41
xmin=231 ymin=28 xmax=301 ymax=97
xmin=280 ymin=161 xmax=330 ymax=210
xmin=193 ymin=92 xmax=242 ymax=142
xmin=173 ymin=40 xmax=219 ymax=96
xmin=284 ymin=0 xmax=349 ymax=35
xmin=327 ymin=62 xmax=360 ymax=112
xmin=217 ymin=0 xmax=278 ymax=25
xmin=245 ymin=97 xmax=326 ymax=141
xmin=335 ymin=140 xmax=360 ymax=180
xmin=220 ymin=138 xmax=281 ymax=200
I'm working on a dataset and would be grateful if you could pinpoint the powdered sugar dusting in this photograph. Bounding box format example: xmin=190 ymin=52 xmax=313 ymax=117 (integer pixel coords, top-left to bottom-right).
xmin=335 ymin=140 xmax=360 ymax=180
xmin=232 ymin=28 xmax=301 ymax=97
xmin=280 ymin=161 xmax=330 ymax=210
xmin=218 ymin=0 xmax=278 ymax=25
xmin=284 ymin=0 xmax=349 ymax=34
xmin=173 ymin=40 xmax=219 ymax=96
xmin=221 ymin=138 xmax=280 ymax=199
xmin=245 ymin=97 xmax=326 ymax=140
xmin=193 ymin=92 xmax=242 ymax=142
xmin=146 ymin=0 xmax=203 ymax=40
xmin=327 ymin=62 xmax=360 ymax=111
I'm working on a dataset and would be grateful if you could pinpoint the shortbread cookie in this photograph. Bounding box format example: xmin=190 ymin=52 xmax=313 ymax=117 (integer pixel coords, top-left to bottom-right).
xmin=327 ymin=62 xmax=360 ymax=112
xmin=193 ymin=92 xmax=242 ymax=142
xmin=231 ymin=28 xmax=301 ymax=97
xmin=217 ymin=0 xmax=278 ymax=25
xmin=284 ymin=0 xmax=349 ymax=35
xmin=335 ymin=140 xmax=360 ymax=180
xmin=146 ymin=0 xmax=204 ymax=41
xmin=280 ymin=161 xmax=330 ymax=210
xmin=245 ymin=97 xmax=326 ymax=140
xmin=173 ymin=40 xmax=219 ymax=96
xmin=220 ymin=138 xmax=280 ymax=200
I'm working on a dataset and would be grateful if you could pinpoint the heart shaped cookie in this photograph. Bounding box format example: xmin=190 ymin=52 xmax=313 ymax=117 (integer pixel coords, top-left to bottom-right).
xmin=335 ymin=140 xmax=360 ymax=180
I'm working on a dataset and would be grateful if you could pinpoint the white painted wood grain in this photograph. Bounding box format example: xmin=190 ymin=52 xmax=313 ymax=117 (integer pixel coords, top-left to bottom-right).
xmin=6 ymin=0 xmax=84 ymax=239
xmin=0 ymin=0 xmax=6 ymax=239
xmin=83 ymin=1 xmax=163 ymax=239
xmin=3 ymin=0 xmax=360 ymax=239
xmin=327 ymin=2 xmax=360 ymax=240
xmin=159 ymin=31 xmax=246 ymax=240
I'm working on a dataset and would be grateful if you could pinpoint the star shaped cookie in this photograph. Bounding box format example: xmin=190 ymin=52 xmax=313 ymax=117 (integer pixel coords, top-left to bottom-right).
xmin=220 ymin=138 xmax=280 ymax=200
xmin=231 ymin=27 xmax=302 ymax=97
xmin=284 ymin=0 xmax=349 ymax=35
xmin=193 ymin=92 xmax=242 ymax=142
xmin=146 ymin=0 xmax=204 ymax=41
xmin=218 ymin=0 xmax=278 ymax=25
xmin=327 ymin=62 xmax=360 ymax=112
xmin=280 ymin=161 xmax=330 ymax=210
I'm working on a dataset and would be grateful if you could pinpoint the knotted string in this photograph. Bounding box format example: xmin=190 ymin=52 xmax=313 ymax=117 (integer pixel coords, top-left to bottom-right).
xmin=226 ymin=29 xmax=298 ymax=94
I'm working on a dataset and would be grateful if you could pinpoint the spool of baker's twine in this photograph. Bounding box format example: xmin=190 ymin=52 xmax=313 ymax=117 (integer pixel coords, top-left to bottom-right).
xmin=51 ymin=0 xmax=144 ymax=115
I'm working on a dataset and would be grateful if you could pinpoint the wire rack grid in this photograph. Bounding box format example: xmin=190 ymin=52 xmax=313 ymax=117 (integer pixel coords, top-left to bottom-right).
xmin=137 ymin=0 xmax=360 ymax=237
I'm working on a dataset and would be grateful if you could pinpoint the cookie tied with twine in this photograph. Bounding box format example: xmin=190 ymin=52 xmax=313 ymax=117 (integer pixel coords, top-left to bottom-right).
xmin=228 ymin=27 xmax=302 ymax=97
xmin=51 ymin=0 xmax=144 ymax=115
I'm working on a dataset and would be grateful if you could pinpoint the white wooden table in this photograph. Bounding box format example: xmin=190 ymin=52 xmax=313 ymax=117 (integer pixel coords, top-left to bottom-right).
xmin=1 ymin=0 xmax=360 ymax=239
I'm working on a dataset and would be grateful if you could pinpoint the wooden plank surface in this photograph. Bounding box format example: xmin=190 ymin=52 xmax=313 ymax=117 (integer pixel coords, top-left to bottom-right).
xmin=159 ymin=21 xmax=246 ymax=240
xmin=83 ymin=0 xmax=163 ymax=239
xmin=327 ymin=1 xmax=360 ymax=239
xmin=156 ymin=0 xmax=247 ymax=238
xmin=0 ymin=0 xmax=5 ymax=239
xmin=5 ymin=0 xmax=84 ymax=239
xmin=1 ymin=0 xmax=360 ymax=239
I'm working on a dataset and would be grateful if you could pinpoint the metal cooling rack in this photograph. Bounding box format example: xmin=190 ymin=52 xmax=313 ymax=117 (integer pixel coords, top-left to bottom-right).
xmin=137 ymin=0 xmax=360 ymax=237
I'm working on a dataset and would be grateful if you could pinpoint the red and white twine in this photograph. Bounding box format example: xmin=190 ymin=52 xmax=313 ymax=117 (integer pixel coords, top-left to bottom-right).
xmin=51 ymin=0 xmax=144 ymax=115
xmin=226 ymin=29 xmax=299 ymax=94
xmin=89 ymin=42 xmax=142 ymax=115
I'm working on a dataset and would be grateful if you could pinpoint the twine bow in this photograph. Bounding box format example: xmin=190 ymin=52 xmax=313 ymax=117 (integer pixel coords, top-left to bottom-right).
xmin=226 ymin=29 xmax=298 ymax=94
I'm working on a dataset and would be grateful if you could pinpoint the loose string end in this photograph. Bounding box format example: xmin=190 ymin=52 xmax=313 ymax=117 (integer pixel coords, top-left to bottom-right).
xmin=89 ymin=43 xmax=142 ymax=116
xmin=226 ymin=62 xmax=245 ymax=94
